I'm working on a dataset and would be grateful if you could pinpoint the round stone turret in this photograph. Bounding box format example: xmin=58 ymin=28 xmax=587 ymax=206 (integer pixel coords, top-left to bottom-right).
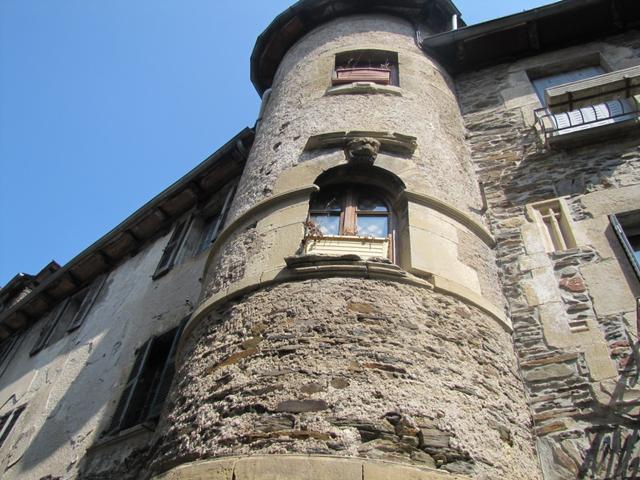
xmin=149 ymin=3 xmax=542 ymax=479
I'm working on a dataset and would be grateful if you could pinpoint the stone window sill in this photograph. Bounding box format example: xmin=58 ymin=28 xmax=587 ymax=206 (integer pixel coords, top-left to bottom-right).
xmin=325 ymin=82 xmax=402 ymax=97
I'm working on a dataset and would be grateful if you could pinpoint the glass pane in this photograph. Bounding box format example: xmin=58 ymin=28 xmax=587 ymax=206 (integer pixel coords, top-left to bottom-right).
xmin=310 ymin=215 xmax=340 ymax=236
xmin=357 ymin=215 xmax=388 ymax=237
xmin=310 ymin=193 xmax=341 ymax=212
xmin=629 ymin=235 xmax=640 ymax=264
xmin=357 ymin=195 xmax=387 ymax=212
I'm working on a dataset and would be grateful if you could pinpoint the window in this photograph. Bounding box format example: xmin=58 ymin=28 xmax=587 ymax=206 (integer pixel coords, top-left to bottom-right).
xmin=611 ymin=212 xmax=640 ymax=282
xmin=153 ymin=216 xmax=193 ymax=279
xmin=527 ymin=199 xmax=577 ymax=253
xmin=306 ymin=186 xmax=394 ymax=261
xmin=0 ymin=406 xmax=25 ymax=448
xmin=0 ymin=335 xmax=21 ymax=378
xmin=332 ymin=50 xmax=399 ymax=87
xmin=154 ymin=185 xmax=237 ymax=276
xmin=532 ymin=66 xmax=636 ymax=136
xmin=30 ymin=274 xmax=107 ymax=356
xmin=196 ymin=185 xmax=236 ymax=255
xmin=107 ymin=320 xmax=186 ymax=435
xmin=309 ymin=187 xmax=390 ymax=238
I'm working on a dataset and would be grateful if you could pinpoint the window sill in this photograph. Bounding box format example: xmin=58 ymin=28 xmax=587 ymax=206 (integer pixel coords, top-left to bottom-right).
xmin=325 ymin=82 xmax=402 ymax=97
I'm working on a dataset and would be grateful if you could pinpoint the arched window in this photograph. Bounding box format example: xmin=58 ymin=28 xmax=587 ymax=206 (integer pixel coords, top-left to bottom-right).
xmin=309 ymin=187 xmax=390 ymax=238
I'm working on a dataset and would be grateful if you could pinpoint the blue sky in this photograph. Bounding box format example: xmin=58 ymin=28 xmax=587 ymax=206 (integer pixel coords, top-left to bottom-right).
xmin=0 ymin=0 xmax=552 ymax=286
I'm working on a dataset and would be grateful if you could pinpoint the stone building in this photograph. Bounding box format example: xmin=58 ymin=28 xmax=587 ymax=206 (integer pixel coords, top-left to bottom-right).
xmin=0 ymin=0 xmax=638 ymax=478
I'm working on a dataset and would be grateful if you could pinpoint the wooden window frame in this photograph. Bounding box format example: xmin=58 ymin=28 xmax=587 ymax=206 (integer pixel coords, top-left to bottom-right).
xmin=30 ymin=274 xmax=107 ymax=356
xmin=0 ymin=405 xmax=25 ymax=448
xmin=107 ymin=318 xmax=187 ymax=436
xmin=308 ymin=186 xmax=395 ymax=261
xmin=153 ymin=216 xmax=193 ymax=279
xmin=610 ymin=212 xmax=640 ymax=283
xmin=197 ymin=185 xmax=237 ymax=255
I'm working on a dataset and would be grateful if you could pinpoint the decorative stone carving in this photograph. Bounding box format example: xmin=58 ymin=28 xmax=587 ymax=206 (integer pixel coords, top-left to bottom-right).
xmin=345 ymin=137 xmax=381 ymax=165
xmin=304 ymin=131 xmax=418 ymax=156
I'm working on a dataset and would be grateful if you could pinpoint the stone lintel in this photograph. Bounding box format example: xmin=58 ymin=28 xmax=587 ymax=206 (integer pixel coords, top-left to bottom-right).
xmin=305 ymin=131 xmax=418 ymax=156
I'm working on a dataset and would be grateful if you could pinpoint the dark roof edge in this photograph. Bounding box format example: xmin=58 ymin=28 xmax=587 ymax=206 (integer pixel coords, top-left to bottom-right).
xmin=0 ymin=128 xmax=254 ymax=332
xmin=421 ymin=0 xmax=640 ymax=74
xmin=423 ymin=0 xmax=590 ymax=47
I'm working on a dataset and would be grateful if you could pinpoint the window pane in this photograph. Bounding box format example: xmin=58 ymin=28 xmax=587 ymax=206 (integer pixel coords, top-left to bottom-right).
xmin=357 ymin=195 xmax=387 ymax=212
xmin=310 ymin=193 xmax=341 ymax=212
xmin=310 ymin=215 xmax=340 ymax=236
xmin=629 ymin=235 xmax=640 ymax=264
xmin=357 ymin=215 xmax=388 ymax=237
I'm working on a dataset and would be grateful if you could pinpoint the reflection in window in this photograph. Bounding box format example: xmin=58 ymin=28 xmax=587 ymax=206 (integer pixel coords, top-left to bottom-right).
xmin=309 ymin=188 xmax=390 ymax=238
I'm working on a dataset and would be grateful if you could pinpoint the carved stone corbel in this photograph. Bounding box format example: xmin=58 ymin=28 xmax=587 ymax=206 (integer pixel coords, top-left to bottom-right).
xmin=345 ymin=137 xmax=381 ymax=166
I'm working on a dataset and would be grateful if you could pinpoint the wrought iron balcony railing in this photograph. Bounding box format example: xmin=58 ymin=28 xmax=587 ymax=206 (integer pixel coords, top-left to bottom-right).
xmin=535 ymin=98 xmax=639 ymax=145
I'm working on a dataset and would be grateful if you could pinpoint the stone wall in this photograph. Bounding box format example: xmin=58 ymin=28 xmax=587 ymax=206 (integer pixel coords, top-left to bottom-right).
xmin=227 ymin=14 xmax=482 ymax=223
xmin=457 ymin=31 xmax=640 ymax=479
xmin=151 ymin=278 xmax=540 ymax=479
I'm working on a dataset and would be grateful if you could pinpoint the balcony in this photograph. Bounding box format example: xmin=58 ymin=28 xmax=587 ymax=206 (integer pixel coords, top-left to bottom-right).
xmin=534 ymin=65 xmax=640 ymax=148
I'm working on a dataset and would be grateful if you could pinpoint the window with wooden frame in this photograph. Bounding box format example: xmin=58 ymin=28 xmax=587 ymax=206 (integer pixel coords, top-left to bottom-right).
xmin=196 ymin=185 xmax=236 ymax=255
xmin=107 ymin=319 xmax=186 ymax=435
xmin=153 ymin=216 xmax=192 ymax=279
xmin=527 ymin=198 xmax=578 ymax=253
xmin=332 ymin=50 xmax=399 ymax=87
xmin=0 ymin=405 xmax=25 ymax=448
xmin=30 ymin=274 xmax=107 ymax=356
xmin=0 ymin=334 xmax=22 ymax=379
xmin=610 ymin=211 xmax=640 ymax=283
xmin=307 ymin=186 xmax=394 ymax=260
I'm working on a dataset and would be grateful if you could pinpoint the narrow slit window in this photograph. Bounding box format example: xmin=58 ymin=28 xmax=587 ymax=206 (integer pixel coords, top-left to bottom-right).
xmin=528 ymin=199 xmax=577 ymax=253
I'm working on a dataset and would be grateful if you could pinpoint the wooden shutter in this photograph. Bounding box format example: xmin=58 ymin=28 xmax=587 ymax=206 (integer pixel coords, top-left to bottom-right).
xmin=29 ymin=300 xmax=69 ymax=356
xmin=610 ymin=214 xmax=640 ymax=282
xmin=108 ymin=339 xmax=153 ymax=433
xmin=0 ymin=336 xmax=19 ymax=371
xmin=145 ymin=319 xmax=187 ymax=420
xmin=199 ymin=185 xmax=237 ymax=254
xmin=0 ymin=406 xmax=25 ymax=447
xmin=68 ymin=274 xmax=108 ymax=332
xmin=153 ymin=217 xmax=191 ymax=278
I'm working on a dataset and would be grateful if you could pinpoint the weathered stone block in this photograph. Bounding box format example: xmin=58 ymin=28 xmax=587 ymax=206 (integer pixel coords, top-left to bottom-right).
xmin=234 ymin=456 xmax=362 ymax=480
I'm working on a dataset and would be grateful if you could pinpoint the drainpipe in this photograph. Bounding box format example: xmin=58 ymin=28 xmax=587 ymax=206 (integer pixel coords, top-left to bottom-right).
xmin=452 ymin=14 xmax=458 ymax=31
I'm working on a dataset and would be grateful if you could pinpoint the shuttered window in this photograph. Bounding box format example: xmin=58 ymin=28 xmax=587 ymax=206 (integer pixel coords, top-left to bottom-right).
xmin=197 ymin=185 xmax=236 ymax=255
xmin=0 ymin=406 xmax=25 ymax=448
xmin=153 ymin=217 xmax=192 ymax=279
xmin=0 ymin=335 xmax=21 ymax=379
xmin=30 ymin=274 xmax=107 ymax=356
xmin=107 ymin=318 xmax=187 ymax=435
xmin=533 ymin=67 xmax=636 ymax=135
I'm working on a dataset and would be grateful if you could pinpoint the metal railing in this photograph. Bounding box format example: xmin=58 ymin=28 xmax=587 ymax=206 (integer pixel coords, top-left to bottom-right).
xmin=534 ymin=98 xmax=639 ymax=143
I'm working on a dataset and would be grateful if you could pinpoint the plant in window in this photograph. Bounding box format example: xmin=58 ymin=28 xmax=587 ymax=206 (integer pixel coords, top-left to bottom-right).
xmin=332 ymin=50 xmax=399 ymax=87
xmin=306 ymin=186 xmax=394 ymax=260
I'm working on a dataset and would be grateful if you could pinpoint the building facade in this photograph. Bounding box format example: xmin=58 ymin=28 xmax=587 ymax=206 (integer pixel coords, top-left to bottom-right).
xmin=0 ymin=1 xmax=638 ymax=479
